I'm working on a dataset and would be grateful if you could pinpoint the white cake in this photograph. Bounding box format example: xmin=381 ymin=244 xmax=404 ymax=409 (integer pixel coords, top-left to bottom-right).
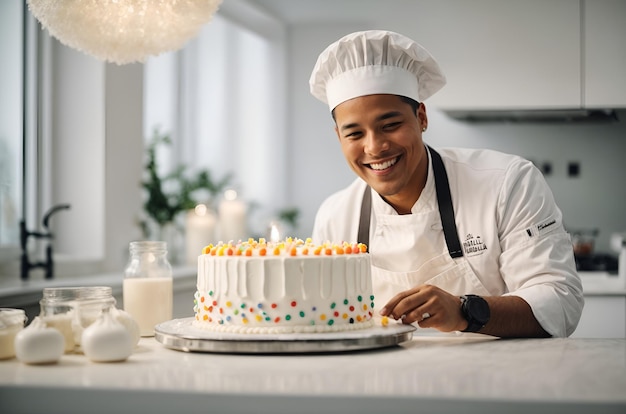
xmin=193 ymin=238 xmax=375 ymax=334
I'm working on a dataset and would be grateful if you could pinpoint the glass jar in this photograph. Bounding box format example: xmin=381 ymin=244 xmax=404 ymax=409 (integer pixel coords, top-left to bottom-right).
xmin=39 ymin=286 xmax=116 ymax=353
xmin=571 ymin=229 xmax=598 ymax=257
xmin=123 ymin=241 xmax=173 ymax=336
xmin=0 ymin=308 xmax=27 ymax=359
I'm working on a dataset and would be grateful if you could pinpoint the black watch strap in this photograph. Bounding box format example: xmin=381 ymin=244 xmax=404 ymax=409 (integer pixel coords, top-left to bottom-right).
xmin=463 ymin=315 xmax=485 ymax=333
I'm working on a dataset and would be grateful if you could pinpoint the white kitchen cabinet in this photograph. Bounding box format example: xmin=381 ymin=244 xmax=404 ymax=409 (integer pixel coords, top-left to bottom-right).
xmin=427 ymin=0 xmax=581 ymax=111
xmin=428 ymin=0 xmax=626 ymax=111
xmin=571 ymin=295 xmax=626 ymax=338
xmin=584 ymin=0 xmax=626 ymax=108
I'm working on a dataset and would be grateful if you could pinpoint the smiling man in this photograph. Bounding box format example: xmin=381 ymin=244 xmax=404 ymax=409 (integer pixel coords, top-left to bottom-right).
xmin=310 ymin=30 xmax=584 ymax=338
xmin=334 ymin=94 xmax=429 ymax=215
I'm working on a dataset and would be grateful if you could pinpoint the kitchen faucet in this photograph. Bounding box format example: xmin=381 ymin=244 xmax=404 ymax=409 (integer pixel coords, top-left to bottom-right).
xmin=20 ymin=203 xmax=71 ymax=280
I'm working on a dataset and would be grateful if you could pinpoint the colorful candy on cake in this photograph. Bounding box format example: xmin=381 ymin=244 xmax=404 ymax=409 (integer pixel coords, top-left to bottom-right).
xmin=193 ymin=237 xmax=375 ymax=334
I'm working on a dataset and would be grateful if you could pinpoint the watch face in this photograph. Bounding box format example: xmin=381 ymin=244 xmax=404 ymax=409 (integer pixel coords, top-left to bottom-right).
xmin=467 ymin=296 xmax=490 ymax=324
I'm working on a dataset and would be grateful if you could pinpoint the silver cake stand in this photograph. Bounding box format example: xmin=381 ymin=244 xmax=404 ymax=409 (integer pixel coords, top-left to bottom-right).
xmin=154 ymin=317 xmax=416 ymax=354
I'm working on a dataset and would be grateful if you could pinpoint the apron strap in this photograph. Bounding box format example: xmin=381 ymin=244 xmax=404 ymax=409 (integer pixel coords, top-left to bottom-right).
xmin=428 ymin=146 xmax=464 ymax=258
xmin=357 ymin=185 xmax=372 ymax=246
xmin=357 ymin=146 xmax=464 ymax=259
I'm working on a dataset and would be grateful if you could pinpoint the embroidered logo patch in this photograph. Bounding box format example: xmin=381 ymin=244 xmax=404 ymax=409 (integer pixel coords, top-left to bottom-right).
xmin=463 ymin=233 xmax=487 ymax=257
xmin=525 ymin=219 xmax=558 ymax=238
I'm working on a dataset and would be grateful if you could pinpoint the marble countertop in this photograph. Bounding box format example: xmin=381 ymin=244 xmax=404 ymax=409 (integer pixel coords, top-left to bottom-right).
xmin=1 ymin=333 xmax=624 ymax=414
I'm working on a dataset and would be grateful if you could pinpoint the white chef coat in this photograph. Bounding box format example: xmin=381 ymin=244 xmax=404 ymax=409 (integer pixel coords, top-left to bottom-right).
xmin=312 ymin=146 xmax=584 ymax=337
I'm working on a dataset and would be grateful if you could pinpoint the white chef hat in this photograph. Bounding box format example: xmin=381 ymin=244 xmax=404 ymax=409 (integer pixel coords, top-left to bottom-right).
xmin=309 ymin=30 xmax=446 ymax=111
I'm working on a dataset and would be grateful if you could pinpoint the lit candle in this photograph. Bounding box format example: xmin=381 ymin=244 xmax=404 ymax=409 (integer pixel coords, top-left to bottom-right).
xmin=185 ymin=204 xmax=217 ymax=265
xmin=217 ymin=190 xmax=247 ymax=242
xmin=270 ymin=223 xmax=280 ymax=243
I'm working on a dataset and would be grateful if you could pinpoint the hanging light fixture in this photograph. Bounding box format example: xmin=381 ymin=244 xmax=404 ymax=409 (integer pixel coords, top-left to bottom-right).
xmin=27 ymin=0 xmax=223 ymax=65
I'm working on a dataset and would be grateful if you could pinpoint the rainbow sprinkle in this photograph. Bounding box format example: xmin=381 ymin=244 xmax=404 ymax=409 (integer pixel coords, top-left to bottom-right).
xmin=201 ymin=238 xmax=368 ymax=257
xmin=194 ymin=290 xmax=374 ymax=327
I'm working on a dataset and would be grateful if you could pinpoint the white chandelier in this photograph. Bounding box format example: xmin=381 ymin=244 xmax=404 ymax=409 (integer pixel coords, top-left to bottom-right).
xmin=27 ymin=0 xmax=223 ymax=65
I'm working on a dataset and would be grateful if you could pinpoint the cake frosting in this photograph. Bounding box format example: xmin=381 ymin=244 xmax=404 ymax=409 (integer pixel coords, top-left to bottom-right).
xmin=193 ymin=238 xmax=374 ymax=334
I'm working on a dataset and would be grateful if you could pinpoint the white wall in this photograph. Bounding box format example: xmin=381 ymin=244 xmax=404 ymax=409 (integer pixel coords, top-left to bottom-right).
xmin=51 ymin=42 xmax=105 ymax=259
xmin=286 ymin=23 xmax=626 ymax=254
xmin=48 ymin=43 xmax=144 ymax=271
xmin=104 ymin=63 xmax=145 ymax=270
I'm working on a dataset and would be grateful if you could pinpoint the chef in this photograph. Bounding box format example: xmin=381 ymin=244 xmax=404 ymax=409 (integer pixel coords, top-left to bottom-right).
xmin=309 ymin=30 xmax=584 ymax=338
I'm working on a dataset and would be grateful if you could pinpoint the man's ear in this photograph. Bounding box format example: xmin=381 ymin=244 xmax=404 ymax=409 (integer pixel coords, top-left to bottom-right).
xmin=418 ymin=102 xmax=428 ymax=130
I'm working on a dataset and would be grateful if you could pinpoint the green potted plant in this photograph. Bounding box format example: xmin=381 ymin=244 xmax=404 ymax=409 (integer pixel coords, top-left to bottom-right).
xmin=140 ymin=128 xmax=231 ymax=260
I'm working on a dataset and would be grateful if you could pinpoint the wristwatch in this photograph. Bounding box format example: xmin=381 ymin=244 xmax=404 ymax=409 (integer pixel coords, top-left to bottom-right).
xmin=460 ymin=294 xmax=490 ymax=332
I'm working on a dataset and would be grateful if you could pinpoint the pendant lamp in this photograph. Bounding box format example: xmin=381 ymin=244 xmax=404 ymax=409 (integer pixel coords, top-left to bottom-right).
xmin=27 ymin=0 xmax=222 ymax=65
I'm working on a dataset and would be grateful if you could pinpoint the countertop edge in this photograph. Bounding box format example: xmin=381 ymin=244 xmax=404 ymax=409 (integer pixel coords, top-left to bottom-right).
xmin=1 ymin=378 xmax=624 ymax=414
xmin=0 ymin=266 xmax=197 ymax=307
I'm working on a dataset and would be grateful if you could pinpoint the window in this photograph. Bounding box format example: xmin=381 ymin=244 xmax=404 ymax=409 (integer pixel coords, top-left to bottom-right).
xmin=0 ymin=2 xmax=43 ymax=264
xmin=0 ymin=1 xmax=23 ymax=255
xmin=144 ymin=12 xmax=288 ymax=238
xmin=1 ymin=5 xmax=107 ymax=277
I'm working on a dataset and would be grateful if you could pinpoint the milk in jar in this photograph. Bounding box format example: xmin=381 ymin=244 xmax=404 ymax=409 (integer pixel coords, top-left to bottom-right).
xmin=123 ymin=241 xmax=173 ymax=336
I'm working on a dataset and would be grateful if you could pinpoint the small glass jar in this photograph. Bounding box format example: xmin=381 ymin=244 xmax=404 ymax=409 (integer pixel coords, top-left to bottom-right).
xmin=39 ymin=286 xmax=116 ymax=352
xmin=0 ymin=308 xmax=27 ymax=359
xmin=124 ymin=241 xmax=173 ymax=336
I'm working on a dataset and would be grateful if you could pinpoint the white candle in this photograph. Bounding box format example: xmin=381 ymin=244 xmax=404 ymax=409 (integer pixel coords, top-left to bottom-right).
xmin=218 ymin=190 xmax=247 ymax=242
xmin=269 ymin=222 xmax=281 ymax=242
xmin=185 ymin=204 xmax=217 ymax=265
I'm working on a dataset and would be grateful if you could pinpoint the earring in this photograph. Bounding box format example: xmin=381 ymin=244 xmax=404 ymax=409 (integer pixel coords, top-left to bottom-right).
xmin=422 ymin=127 xmax=427 ymax=132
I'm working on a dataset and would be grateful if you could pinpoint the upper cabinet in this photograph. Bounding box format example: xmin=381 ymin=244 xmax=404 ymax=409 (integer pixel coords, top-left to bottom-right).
xmin=426 ymin=0 xmax=626 ymax=111
xmin=584 ymin=0 xmax=626 ymax=108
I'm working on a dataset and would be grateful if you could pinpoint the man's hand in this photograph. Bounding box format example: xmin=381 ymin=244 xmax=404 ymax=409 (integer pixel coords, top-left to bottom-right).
xmin=379 ymin=284 xmax=468 ymax=332
xmin=379 ymin=285 xmax=551 ymax=337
